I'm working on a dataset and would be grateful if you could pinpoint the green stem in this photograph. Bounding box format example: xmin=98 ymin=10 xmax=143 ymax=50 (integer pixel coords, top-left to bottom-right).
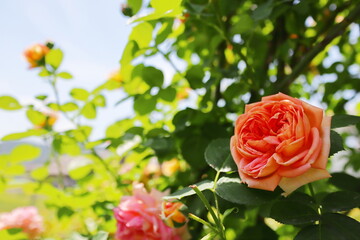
xmin=308 ymin=183 xmax=322 ymax=215
xmin=191 ymin=185 xmax=225 ymax=240
xmin=188 ymin=213 xmax=217 ymax=232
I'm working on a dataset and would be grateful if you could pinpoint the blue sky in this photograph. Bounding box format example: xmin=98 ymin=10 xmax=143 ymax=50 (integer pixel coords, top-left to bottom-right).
xmin=0 ymin=0 xmax=133 ymax=139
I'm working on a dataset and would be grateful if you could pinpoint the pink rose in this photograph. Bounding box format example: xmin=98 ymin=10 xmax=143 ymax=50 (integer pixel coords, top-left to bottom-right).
xmin=113 ymin=183 xmax=188 ymax=240
xmin=230 ymin=93 xmax=331 ymax=195
xmin=0 ymin=206 xmax=44 ymax=239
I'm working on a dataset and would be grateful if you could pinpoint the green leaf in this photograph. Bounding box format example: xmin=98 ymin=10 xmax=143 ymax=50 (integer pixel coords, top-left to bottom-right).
xmin=134 ymin=94 xmax=157 ymax=115
xmin=128 ymin=0 xmax=142 ymax=14
xmin=129 ymin=22 xmax=154 ymax=49
xmin=10 ymin=144 xmax=41 ymax=162
xmin=53 ymin=135 xmax=81 ymax=156
xmin=238 ymin=221 xmax=278 ymax=240
xmin=35 ymin=95 xmax=48 ymax=101
xmin=68 ymin=157 xmax=93 ymax=180
xmin=331 ymin=114 xmax=360 ymax=128
xmin=26 ymin=109 xmax=46 ymax=125
xmin=31 ymin=166 xmax=49 ymax=181
xmin=2 ymin=129 xmax=48 ymax=141
xmin=231 ymin=14 xmax=254 ymax=34
xmin=295 ymin=213 xmax=360 ymax=240
xmin=38 ymin=68 xmax=51 ymax=77
xmin=163 ymin=180 xmax=214 ymax=200
xmin=92 ymin=231 xmax=109 ymax=240
xmin=330 ymin=130 xmax=344 ymax=156
xmin=204 ymin=138 xmax=237 ymax=172
xmin=270 ymin=200 xmax=319 ymax=225
xmin=321 ymin=191 xmax=360 ymax=212
xmin=92 ymin=95 xmax=106 ymax=107
xmin=252 ymin=0 xmax=273 ymax=21
xmin=81 ymin=103 xmax=97 ymax=119
xmin=61 ymin=102 xmax=79 ymax=112
xmin=328 ymin=172 xmax=360 ymax=192
xmin=57 ymin=72 xmax=73 ymax=79
xmin=215 ymin=177 xmax=279 ymax=205
xmin=185 ymin=65 xmax=204 ymax=89
xmin=130 ymin=0 xmax=182 ymax=22
xmin=45 ymin=48 xmax=63 ymax=69
xmin=142 ymin=66 xmax=164 ymax=87
xmin=70 ymin=88 xmax=90 ymax=101
xmin=0 ymin=96 xmax=22 ymax=110
xmin=158 ymin=87 xmax=176 ymax=102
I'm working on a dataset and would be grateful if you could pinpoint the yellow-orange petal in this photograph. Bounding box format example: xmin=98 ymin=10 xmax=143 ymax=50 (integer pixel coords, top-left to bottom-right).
xmin=312 ymin=115 xmax=331 ymax=169
xmin=279 ymin=168 xmax=331 ymax=196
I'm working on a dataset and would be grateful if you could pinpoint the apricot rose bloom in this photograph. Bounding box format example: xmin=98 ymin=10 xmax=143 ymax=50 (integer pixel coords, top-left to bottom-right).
xmin=24 ymin=43 xmax=50 ymax=68
xmin=230 ymin=93 xmax=331 ymax=195
xmin=113 ymin=183 xmax=189 ymax=240
xmin=0 ymin=206 xmax=44 ymax=239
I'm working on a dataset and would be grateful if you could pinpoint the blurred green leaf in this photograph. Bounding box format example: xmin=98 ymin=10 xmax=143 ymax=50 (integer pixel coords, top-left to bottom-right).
xmin=92 ymin=95 xmax=106 ymax=107
xmin=92 ymin=231 xmax=109 ymax=240
xmin=62 ymin=102 xmax=79 ymax=112
xmin=158 ymin=87 xmax=176 ymax=102
xmin=45 ymin=48 xmax=63 ymax=69
xmin=81 ymin=103 xmax=97 ymax=119
xmin=186 ymin=65 xmax=204 ymax=89
xmin=142 ymin=66 xmax=164 ymax=87
xmin=71 ymin=88 xmax=90 ymax=101
xmin=53 ymin=135 xmax=81 ymax=156
xmin=26 ymin=109 xmax=46 ymax=125
xmin=10 ymin=144 xmax=41 ymax=162
xmin=31 ymin=166 xmax=49 ymax=181
xmin=252 ymin=0 xmax=273 ymax=21
xmin=68 ymin=157 xmax=93 ymax=180
xmin=2 ymin=129 xmax=48 ymax=141
xmin=128 ymin=0 xmax=142 ymax=15
xmin=134 ymin=94 xmax=157 ymax=115
xmin=0 ymin=96 xmax=22 ymax=110
xmin=129 ymin=22 xmax=153 ymax=49
xmin=57 ymin=71 xmax=73 ymax=79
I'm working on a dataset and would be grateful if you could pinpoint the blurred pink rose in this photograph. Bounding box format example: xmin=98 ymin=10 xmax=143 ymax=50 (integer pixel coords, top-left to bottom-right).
xmin=0 ymin=206 xmax=44 ymax=239
xmin=113 ymin=183 xmax=188 ymax=240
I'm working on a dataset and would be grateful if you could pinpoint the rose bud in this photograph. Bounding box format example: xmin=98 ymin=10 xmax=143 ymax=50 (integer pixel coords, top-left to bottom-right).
xmin=23 ymin=43 xmax=50 ymax=68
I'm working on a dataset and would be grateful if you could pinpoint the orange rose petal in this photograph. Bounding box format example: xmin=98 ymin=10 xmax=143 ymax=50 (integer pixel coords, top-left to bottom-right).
xmin=280 ymin=137 xmax=305 ymax=157
xmin=230 ymin=136 xmax=242 ymax=163
xmin=302 ymin=101 xmax=323 ymax=129
xmin=241 ymin=172 xmax=281 ymax=191
xmin=277 ymin=163 xmax=311 ymax=178
xmin=279 ymin=168 xmax=331 ymax=196
xmin=273 ymin=150 xmax=308 ymax=166
xmin=262 ymin=92 xmax=302 ymax=105
xmin=302 ymin=128 xmax=320 ymax=164
xmin=312 ymin=115 xmax=331 ymax=169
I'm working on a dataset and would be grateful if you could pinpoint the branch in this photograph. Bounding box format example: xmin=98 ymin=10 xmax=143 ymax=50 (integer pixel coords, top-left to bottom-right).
xmin=275 ymin=4 xmax=360 ymax=93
